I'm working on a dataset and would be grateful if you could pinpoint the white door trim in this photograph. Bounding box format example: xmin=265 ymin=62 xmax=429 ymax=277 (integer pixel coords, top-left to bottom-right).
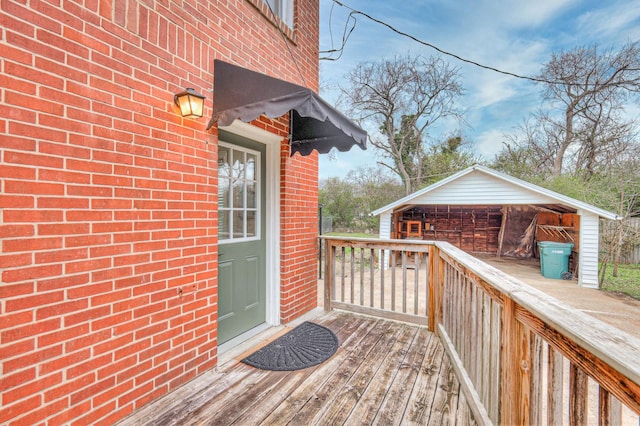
xmin=219 ymin=120 xmax=282 ymax=327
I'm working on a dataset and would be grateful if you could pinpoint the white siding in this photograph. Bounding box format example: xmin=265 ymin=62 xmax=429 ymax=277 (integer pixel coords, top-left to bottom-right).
xmin=379 ymin=212 xmax=392 ymax=239
xmin=379 ymin=212 xmax=392 ymax=270
xmin=412 ymin=173 xmax=560 ymax=205
xmin=579 ymin=212 xmax=600 ymax=288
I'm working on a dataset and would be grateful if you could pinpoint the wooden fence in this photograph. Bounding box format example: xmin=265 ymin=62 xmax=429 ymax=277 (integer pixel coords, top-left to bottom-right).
xmin=601 ymin=218 xmax=640 ymax=264
xmin=322 ymin=236 xmax=640 ymax=425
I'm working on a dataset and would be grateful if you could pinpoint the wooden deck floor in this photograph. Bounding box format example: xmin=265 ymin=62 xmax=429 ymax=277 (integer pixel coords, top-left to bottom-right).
xmin=118 ymin=311 xmax=477 ymax=425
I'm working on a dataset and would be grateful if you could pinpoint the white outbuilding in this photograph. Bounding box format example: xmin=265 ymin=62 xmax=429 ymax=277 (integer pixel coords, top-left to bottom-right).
xmin=372 ymin=165 xmax=621 ymax=288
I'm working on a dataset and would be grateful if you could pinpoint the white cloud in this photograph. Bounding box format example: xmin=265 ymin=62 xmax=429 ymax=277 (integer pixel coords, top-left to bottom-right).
xmin=475 ymin=129 xmax=509 ymax=159
xmin=576 ymin=1 xmax=640 ymax=41
xmin=496 ymin=0 xmax=578 ymax=28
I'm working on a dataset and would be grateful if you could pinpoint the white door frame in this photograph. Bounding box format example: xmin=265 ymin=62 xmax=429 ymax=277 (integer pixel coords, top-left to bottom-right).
xmin=219 ymin=120 xmax=282 ymax=327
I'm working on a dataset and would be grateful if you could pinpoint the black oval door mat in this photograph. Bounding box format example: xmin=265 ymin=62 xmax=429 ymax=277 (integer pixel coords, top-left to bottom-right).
xmin=241 ymin=322 xmax=339 ymax=371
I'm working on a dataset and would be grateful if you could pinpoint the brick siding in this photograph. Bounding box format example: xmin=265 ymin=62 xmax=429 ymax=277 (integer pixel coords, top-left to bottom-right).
xmin=0 ymin=0 xmax=320 ymax=424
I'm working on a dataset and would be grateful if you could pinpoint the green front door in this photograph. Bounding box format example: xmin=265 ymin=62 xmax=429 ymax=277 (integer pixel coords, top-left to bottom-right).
xmin=217 ymin=131 xmax=266 ymax=345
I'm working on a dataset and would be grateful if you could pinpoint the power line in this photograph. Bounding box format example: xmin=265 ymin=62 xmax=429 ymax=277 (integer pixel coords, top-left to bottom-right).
xmin=325 ymin=0 xmax=556 ymax=84
xmin=319 ymin=3 xmax=357 ymax=61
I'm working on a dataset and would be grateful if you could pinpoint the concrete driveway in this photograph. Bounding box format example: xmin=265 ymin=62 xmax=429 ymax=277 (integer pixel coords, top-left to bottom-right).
xmin=475 ymin=254 xmax=640 ymax=340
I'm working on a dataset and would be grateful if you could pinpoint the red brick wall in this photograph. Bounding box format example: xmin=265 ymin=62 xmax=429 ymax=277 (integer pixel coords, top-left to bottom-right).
xmin=281 ymin=147 xmax=320 ymax=322
xmin=0 ymin=0 xmax=320 ymax=424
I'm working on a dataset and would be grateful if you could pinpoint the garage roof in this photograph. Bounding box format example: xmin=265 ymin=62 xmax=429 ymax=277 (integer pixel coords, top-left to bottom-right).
xmin=371 ymin=164 xmax=620 ymax=220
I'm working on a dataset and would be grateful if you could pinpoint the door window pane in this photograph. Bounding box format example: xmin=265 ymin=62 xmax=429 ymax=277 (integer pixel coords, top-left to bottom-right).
xmin=233 ymin=211 xmax=244 ymax=238
xmin=233 ymin=150 xmax=244 ymax=179
xmin=246 ymin=182 xmax=256 ymax=209
xmin=219 ymin=210 xmax=230 ymax=240
xmin=219 ymin=146 xmax=231 ymax=178
xmin=246 ymin=153 xmax=256 ymax=181
xmin=246 ymin=211 xmax=256 ymax=237
xmin=219 ymin=178 xmax=230 ymax=209
xmin=218 ymin=142 xmax=261 ymax=242
xmin=233 ymin=180 xmax=245 ymax=208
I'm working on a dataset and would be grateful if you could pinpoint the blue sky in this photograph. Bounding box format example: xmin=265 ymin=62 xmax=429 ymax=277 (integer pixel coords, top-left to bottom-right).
xmin=317 ymin=0 xmax=640 ymax=179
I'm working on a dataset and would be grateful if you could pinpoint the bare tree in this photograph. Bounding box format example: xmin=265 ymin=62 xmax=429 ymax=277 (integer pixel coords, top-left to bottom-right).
xmin=573 ymin=106 xmax=636 ymax=180
xmin=595 ymin=140 xmax=640 ymax=280
xmin=537 ymin=42 xmax=640 ymax=176
xmin=340 ymin=54 xmax=463 ymax=195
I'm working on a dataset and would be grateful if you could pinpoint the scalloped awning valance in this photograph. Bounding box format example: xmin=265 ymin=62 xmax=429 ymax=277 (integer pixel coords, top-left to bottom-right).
xmin=207 ymin=60 xmax=367 ymax=156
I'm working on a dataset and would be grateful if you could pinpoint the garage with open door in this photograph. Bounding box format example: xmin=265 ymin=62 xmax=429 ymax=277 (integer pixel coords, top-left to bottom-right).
xmin=372 ymin=165 xmax=620 ymax=288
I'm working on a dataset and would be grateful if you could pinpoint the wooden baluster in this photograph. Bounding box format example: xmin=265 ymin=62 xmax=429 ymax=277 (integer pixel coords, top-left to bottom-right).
xmin=470 ymin=285 xmax=479 ymax=394
xmin=443 ymin=263 xmax=450 ymax=333
xmin=465 ymin=276 xmax=473 ymax=375
xmin=425 ymin=251 xmax=430 ymax=320
xmin=489 ymin=300 xmax=501 ymax=423
xmin=350 ymin=245 xmax=355 ymax=304
xmin=547 ymin=348 xmax=564 ymax=426
xmin=570 ymin=364 xmax=588 ymax=426
xmin=402 ymin=251 xmax=407 ymax=313
xmin=599 ymin=387 xmax=611 ymax=426
xmin=480 ymin=293 xmax=491 ymax=414
xmin=391 ymin=250 xmax=396 ymax=311
xmin=606 ymin=393 xmax=622 ymax=425
xmin=369 ymin=248 xmax=374 ymax=308
xmin=359 ymin=248 xmax=364 ymax=306
xmin=530 ymin=334 xmax=544 ymax=425
xmin=340 ymin=246 xmax=345 ymax=303
xmin=414 ymin=252 xmax=419 ymax=315
xmin=380 ymin=248 xmax=385 ymax=310
xmin=323 ymin=239 xmax=334 ymax=312
xmin=454 ymin=268 xmax=461 ymax=353
xmin=461 ymin=274 xmax=468 ymax=370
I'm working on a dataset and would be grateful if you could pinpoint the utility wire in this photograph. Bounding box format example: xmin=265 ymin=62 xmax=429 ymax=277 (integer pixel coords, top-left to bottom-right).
xmin=264 ymin=1 xmax=308 ymax=86
xmin=325 ymin=0 xmax=557 ymax=84
xmin=320 ymin=4 xmax=357 ymax=61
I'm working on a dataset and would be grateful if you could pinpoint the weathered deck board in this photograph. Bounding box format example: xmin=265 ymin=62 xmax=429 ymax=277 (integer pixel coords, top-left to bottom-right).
xmin=260 ymin=316 xmax=389 ymax=425
xmin=117 ymin=311 xmax=476 ymax=426
xmin=328 ymin=322 xmax=416 ymax=424
xmin=399 ymin=326 xmax=446 ymax=425
xmin=369 ymin=330 xmax=434 ymax=425
xmin=309 ymin=323 xmax=413 ymax=425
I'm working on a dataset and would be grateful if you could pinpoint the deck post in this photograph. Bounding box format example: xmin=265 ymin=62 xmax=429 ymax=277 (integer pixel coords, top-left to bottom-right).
xmin=500 ymin=298 xmax=530 ymax=425
xmin=428 ymin=245 xmax=442 ymax=333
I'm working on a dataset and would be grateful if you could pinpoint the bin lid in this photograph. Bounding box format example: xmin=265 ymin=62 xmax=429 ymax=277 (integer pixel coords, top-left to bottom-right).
xmin=538 ymin=241 xmax=574 ymax=248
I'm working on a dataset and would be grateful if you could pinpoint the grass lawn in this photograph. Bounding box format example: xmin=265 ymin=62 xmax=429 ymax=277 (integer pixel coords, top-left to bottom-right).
xmin=600 ymin=263 xmax=640 ymax=300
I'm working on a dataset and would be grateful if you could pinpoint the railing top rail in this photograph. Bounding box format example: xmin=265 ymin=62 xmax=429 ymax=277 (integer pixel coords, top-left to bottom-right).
xmin=435 ymin=240 xmax=640 ymax=387
xmin=319 ymin=236 xmax=435 ymax=250
xmin=319 ymin=236 xmax=435 ymax=244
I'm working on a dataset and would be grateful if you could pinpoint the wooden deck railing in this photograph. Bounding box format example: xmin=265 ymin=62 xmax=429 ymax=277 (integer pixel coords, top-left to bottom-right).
xmin=322 ymin=237 xmax=430 ymax=326
xmin=321 ymin=236 xmax=640 ymax=425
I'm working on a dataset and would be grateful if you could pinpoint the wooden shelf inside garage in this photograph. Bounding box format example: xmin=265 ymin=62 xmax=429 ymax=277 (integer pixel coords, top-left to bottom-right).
xmin=537 ymin=225 xmax=575 ymax=242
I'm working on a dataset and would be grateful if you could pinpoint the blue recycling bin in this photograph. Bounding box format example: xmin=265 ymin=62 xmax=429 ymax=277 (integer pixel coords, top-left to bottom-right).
xmin=538 ymin=241 xmax=574 ymax=279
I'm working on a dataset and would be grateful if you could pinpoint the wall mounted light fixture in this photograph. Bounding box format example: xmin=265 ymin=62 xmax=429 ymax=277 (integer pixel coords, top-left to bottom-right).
xmin=174 ymin=88 xmax=206 ymax=118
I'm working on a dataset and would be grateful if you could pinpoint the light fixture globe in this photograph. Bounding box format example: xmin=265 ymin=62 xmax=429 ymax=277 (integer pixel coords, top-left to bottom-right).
xmin=174 ymin=88 xmax=206 ymax=118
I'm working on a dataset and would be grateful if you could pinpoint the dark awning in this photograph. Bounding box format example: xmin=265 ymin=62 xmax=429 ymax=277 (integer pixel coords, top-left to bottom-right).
xmin=207 ymin=60 xmax=367 ymax=156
